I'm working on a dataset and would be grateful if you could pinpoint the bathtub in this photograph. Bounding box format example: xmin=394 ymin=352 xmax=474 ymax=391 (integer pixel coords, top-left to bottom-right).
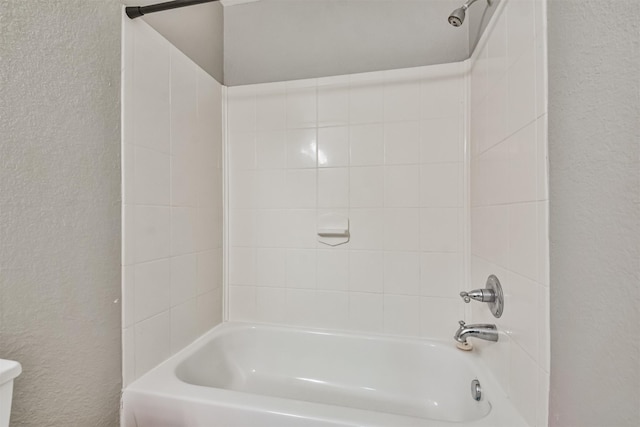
xmin=122 ymin=322 xmax=527 ymax=427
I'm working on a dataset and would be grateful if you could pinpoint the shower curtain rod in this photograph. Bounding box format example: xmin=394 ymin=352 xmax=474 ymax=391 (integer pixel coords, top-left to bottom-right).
xmin=126 ymin=0 xmax=217 ymax=19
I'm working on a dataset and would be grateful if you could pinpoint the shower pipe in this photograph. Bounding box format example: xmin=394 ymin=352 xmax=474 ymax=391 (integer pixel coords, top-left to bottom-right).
xmin=126 ymin=0 xmax=217 ymax=19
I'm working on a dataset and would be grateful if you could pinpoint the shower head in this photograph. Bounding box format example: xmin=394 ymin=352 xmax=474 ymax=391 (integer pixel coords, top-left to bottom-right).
xmin=448 ymin=0 xmax=492 ymax=27
xmin=448 ymin=7 xmax=466 ymax=27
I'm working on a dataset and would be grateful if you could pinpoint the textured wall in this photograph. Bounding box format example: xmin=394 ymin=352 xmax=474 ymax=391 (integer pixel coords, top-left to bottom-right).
xmin=0 ymin=1 xmax=122 ymax=426
xmin=548 ymin=0 xmax=640 ymax=426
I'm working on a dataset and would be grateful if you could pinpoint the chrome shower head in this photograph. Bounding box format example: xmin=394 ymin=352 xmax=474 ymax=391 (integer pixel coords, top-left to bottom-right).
xmin=448 ymin=0 xmax=492 ymax=27
xmin=448 ymin=7 xmax=466 ymax=27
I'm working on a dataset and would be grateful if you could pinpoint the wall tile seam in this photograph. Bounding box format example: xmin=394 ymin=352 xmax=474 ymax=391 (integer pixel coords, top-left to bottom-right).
xmin=123 ymin=249 xmax=223 ymax=266
xmin=469 ymin=47 xmax=544 ymax=114
xmin=469 ymin=112 xmax=544 ymax=162
xmin=469 ymin=250 xmax=546 ymax=288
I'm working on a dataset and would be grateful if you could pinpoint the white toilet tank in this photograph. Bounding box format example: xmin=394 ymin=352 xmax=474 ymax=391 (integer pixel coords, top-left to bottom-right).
xmin=0 ymin=359 xmax=22 ymax=427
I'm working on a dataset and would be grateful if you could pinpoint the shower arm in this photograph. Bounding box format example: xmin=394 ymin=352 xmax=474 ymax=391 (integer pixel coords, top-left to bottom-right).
xmin=126 ymin=0 xmax=218 ymax=19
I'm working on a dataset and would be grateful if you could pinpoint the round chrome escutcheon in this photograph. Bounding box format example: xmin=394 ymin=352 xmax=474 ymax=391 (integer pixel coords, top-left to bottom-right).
xmin=486 ymin=274 xmax=504 ymax=318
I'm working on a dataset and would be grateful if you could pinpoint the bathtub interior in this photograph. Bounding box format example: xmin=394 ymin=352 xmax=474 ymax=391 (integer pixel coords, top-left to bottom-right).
xmin=175 ymin=325 xmax=491 ymax=423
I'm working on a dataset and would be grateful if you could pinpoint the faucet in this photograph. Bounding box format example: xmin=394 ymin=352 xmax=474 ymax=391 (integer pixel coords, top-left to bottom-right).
xmin=454 ymin=320 xmax=499 ymax=344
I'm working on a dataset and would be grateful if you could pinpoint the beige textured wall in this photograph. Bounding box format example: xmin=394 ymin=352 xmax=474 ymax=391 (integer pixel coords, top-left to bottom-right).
xmin=0 ymin=1 xmax=122 ymax=426
xmin=548 ymin=0 xmax=640 ymax=426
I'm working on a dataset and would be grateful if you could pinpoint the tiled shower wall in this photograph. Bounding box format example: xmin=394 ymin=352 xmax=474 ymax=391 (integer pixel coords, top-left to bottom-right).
xmin=121 ymin=18 xmax=223 ymax=385
xmin=227 ymin=62 xmax=466 ymax=339
xmin=468 ymin=0 xmax=549 ymax=426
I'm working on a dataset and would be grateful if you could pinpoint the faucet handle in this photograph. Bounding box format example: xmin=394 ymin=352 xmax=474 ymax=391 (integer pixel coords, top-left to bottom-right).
xmin=458 ymin=320 xmax=466 ymax=328
xmin=460 ymin=292 xmax=471 ymax=303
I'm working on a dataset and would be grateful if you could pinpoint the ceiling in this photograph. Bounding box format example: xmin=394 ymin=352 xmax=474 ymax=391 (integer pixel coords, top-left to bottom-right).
xmin=123 ymin=0 xmax=499 ymax=86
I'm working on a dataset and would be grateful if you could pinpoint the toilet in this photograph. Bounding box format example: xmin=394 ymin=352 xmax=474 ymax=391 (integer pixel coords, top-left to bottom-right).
xmin=0 ymin=359 xmax=21 ymax=427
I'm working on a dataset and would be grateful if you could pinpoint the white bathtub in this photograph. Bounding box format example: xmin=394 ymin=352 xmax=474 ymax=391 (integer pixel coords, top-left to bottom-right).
xmin=122 ymin=323 xmax=527 ymax=427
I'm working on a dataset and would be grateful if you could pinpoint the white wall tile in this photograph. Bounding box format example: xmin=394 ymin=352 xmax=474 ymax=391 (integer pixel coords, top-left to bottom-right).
xmin=133 ymin=25 xmax=170 ymax=154
xmin=285 ymin=289 xmax=317 ymax=327
xmin=229 ymin=132 xmax=256 ymax=171
xmin=229 ymin=247 xmax=256 ymax=285
xmin=134 ymin=259 xmax=171 ymax=323
xmin=228 ymin=92 xmax=255 ymax=133
xmin=384 ymin=295 xmax=420 ymax=337
xmin=286 ymin=169 xmax=316 ymax=209
xmin=384 ymin=208 xmax=420 ymax=251
xmin=319 ymin=85 xmax=349 ymax=127
xmin=229 ymin=209 xmax=255 ymax=247
xmin=315 ymin=291 xmax=349 ymax=330
xmin=507 ymin=121 xmax=538 ymax=203
xmin=122 ymin=327 xmax=135 ymax=387
xmin=422 ymin=74 xmax=462 ymax=119
xmin=509 ymin=341 xmax=539 ymax=427
xmin=286 ymin=249 xmax=317 ymax=289
xmin=255 ymin=248 xmax=286 ymax=287
xmin=228 ymin=285 xmax=256 ymax=321
xmin=487 ymin=11 xmax=508 ymax=92
xmin=504 ymin=272 xmax=539 ymax=360
xmin=384 ymin=165 xmax=420 ymax=207
xmin=420 ymin=297 xmax=461 ymax=341
xmin=350 ymin=166 xmax=384 ymax=208
xmin=420 ymin=208 xmax=460 ymax=252
xmin=197 ymin=288 xmax=222 ymax=334
xmin=287 ymin=87 xmax=317 ymax=129
xmin=171 ymin=48 xmax=198 ymax=159
xmin=122 ymin=266 xmax=135 ymax=328
xmin=318 ymin=126 xmax=349 ymax=167
xmin=286 ymin=129 xmax=317 ymax=168
xmin=350 ymin=124 xmax=384 ymax=166
xmin=197 ymin=249 xmax=222 ymax=294
xmin=348 ymin=208 xmax=384 ymax=250
xmin=171 ymin=207 xmax=198 ymax=255
xmin=506 ymin=0 xmax=536 ymax=67
xmin=170 ymin=254 xmax=198 ymax=306
xmin=318 ymin=168 xmax=349 ymax=208
xmin=170 ymin=298 xmax=199 ymax=353
xmin=254 ymin=170 xmax=287 ymax=209
xmin=470 ymin=205 xmax=509 ymax=265
xmin=124 ymin=21 xmax=223 ymax=385
xmin=508 ymin=202 xmax=539 ymax=281
xmin=284 ymin=209 xmax=317 ymax=248
xmin=384 ymin=79 xmax=421 ymax=123
xmin=227 ymin=64 xmax=466 ymax=344
xmin=349 ymin=81 xmax=384 ymax=124
xmin=173 ymin=154 xmax=202 ymax=208
xmin=384 ymin=121 xmax=421 ymax=165
xmin=317 ymin=249 xmax=349 ymax=291
xmin=420 ymin=163 xmax=462 ymax=207
xmin=256 ymin=131 xmax=287 ymax=170
xmin=135 ymin=146 xmax=171 ymax=205
xmin=536 ymin=116 xmax=549 ymax=201
xmin=468 ymin=4 xmax=548 ymax=423
xmin=349 ymin=251 xmax=384 ymax=293
xmin=134 ymin=206 xmax=171 ymax=263
xmin=420 ymin=117 xmax=463 ymax=163
xmin=348 ymin=292 xmax=383 ymax=333
xmin=255 ymin=287 xmax=287 ymax=324
xmin=420 ymin=253 xmax=461 ymax=298
xmin=134 ymin=311 xmax=171 ymax=377
xmin=507 ymin=48 xmax=537 ymax=136
xmin=384 ymin=252 xmax=420 ymax=296
xmin=256 ymin=89 xmax=286 ymax=131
